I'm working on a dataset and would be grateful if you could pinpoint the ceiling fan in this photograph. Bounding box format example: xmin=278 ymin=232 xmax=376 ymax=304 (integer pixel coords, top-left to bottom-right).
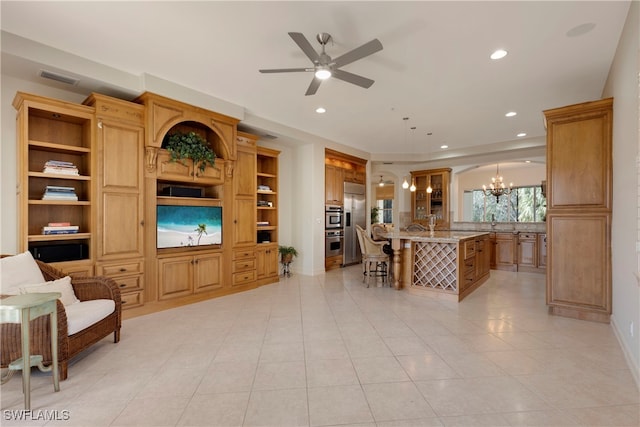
xmin=259 ymin=32 xmax=383 ymax=96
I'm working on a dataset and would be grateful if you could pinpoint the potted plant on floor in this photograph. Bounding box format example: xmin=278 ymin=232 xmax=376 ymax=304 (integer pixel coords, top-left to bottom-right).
xmin=164 ymin=131 xmax=216 ymax=172
xmin=278 ymin=245 xmax=298 ymax=277
xmin=278 ymin=245 xmax=298 ymax=264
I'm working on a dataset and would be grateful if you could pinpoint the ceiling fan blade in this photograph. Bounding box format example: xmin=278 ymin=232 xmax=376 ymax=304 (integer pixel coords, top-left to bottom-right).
xmin=332 ymin=38 xmax=383 ymax=68
xmin=331 ymin=69 xmax=375 ymax=89
xmin=305 ymin=77 xmax=322 ymax=96
xmin=288 ymin=32 xmax=321 ymax=64
xmin=259 ymin=68 xmax=313 ymax=73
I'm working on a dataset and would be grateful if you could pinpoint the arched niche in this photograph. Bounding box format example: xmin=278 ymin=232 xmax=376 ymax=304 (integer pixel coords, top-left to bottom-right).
xmin=136 ymin=92 xmax=240 ymax=174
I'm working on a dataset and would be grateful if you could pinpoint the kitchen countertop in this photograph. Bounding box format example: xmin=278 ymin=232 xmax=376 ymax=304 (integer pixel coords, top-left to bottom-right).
xmin=451 ymin=222 xmax=546 ymax=233
xmin=381 ymin=230 xmax=490 ymax=243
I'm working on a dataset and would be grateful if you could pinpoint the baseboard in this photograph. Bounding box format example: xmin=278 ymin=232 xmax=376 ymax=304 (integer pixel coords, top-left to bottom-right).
xmin=610 ymin=316 xmax=640 ymax=390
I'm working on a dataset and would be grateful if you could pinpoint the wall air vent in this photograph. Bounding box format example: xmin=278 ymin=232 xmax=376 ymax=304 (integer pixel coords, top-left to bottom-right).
xmin=261 ymin=134 xmax=277 ymax=140
xmin=39 ymin=70 xmax=80 ymax=86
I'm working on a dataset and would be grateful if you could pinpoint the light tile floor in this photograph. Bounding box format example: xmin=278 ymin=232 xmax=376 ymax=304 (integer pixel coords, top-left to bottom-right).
xmin=1 ymin=267 xmax=638 ymax=426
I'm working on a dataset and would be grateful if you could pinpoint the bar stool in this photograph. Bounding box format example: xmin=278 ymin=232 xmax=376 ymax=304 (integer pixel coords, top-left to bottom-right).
xmin=0 ymin=292 xmax=61 ymax=409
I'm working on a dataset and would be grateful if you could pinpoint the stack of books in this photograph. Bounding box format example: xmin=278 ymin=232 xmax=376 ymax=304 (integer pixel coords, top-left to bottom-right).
xmin=42 ymin=185 xmax=78 ymax=201
xmin=42 ymin=222 xmax=79 ymax=235
xmin=257 ymin=221 xmax=270 ymax=226
xmin=258 ymin=185 xmax=272 ymax=192
xmin=43 ymin=160 xmax=79 ymax=176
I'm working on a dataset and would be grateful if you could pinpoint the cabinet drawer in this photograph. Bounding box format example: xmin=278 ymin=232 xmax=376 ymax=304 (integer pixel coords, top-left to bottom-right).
xmin=233 ymin=259 xmax=256 ymax=272
xmin=519 ymin=233 xmax=537 ymax=240
xmin=463 ymin=240 xmax=476 ymax=259
xmin=97 ymin=260 xmax=144 ymax=276
xmin=463 ymin=257 xmax=475 ymax=273
xmin=113 ymin=275 xmax=142 ymax=291
xmin=233 ymin=270 xmax=256 ymax=286
xmin=121 ymin=290 xmax=144 ymax=309
xmin=234 ymin=250 xmax=255 ymax=260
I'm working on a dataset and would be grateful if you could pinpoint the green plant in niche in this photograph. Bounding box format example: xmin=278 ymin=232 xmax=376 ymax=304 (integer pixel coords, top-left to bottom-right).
xmin=278 ymin=245 xmax=298 ymax=263
xmin=165 ymin=131 xmax=216 ymax=172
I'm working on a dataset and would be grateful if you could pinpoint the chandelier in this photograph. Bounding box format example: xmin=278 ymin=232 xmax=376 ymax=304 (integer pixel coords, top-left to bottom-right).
xmin=482 ymin=163 xmax=513 ymax=202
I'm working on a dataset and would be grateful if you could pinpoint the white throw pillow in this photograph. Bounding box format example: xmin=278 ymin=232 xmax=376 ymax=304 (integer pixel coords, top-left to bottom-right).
xmin=0 ymin=251 xmax=46 ymax=295
xmin=20 ymin=276 xmax=80 ymax=306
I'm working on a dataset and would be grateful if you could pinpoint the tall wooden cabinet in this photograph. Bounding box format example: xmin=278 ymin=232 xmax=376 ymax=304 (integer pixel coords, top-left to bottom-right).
xmin=410 ymin=168 xmax=451 ymax=229
xmin=544 ymin=98 xmax=613 ymax=323
xmin=84 ymin=94 xmax=145 ymax=309
xmin=256 ymin=146 xmax=280 ymax=284
xmin=232 ymin=133 xmax=257 ymax=287
xmin=14 ymin=92 xmax=95 ymax=276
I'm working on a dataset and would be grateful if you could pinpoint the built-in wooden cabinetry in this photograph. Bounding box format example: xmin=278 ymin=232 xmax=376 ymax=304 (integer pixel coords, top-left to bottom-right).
xmin=324 ymin=148 xmax=367 ymax=207
xmin=544 ymin=98 xmax=613 ymax=323
xmin=491 ymin=232 xmax=517 ymax=271
xmin=14 ymin=90 xmax=281 ymax=318
xmin=84 ymin=94 xmax=145 ymax=309
xmin=517 ymin=232 xmax=537 ymax=272
xmin=410 ymin=168 xmax=451 ymax=229
xmin=325 ymin=164 xmax=344 ymax=206
xmin=256 ymin=147 xmax=280 ymax=284
xmin=14 ymin=93 xmax=95 ymax=275
xmin=537 ymin=234 xmax=547 ymax=270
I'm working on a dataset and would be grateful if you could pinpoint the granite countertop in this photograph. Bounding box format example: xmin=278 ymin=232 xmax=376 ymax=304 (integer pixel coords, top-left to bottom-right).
xmin=451 ymin=222 xmax=546 ymax=233
xmin=381 ymin=230 xmax=490 ymax=243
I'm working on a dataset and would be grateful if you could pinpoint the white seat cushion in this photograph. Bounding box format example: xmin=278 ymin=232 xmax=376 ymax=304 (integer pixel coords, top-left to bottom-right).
xmin=64 ymin=299 xmax=115 ymax=336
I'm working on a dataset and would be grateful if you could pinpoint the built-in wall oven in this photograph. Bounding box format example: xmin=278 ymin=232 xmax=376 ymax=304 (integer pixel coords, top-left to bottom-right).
xmin=325 ymin=205 xmax=343 ymax=230
xmin=325 ymin=230 xmax=344 ymax=258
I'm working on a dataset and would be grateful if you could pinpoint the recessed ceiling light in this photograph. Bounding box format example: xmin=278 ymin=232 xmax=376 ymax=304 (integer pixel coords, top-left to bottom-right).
xmin=490 ymin=49 xmax=508 ymax=60
xmin=517 ymin=132 xmax=527 ymax=137
xmin=315 ymin=107 xmax=326 ymax=114
xmin=525 ymin=160 xmax=531 ymax=163
xmin=440 ymin=145 xmax=448 ymax=149
xmin=505 ymin=111 xmax=517 ymax=117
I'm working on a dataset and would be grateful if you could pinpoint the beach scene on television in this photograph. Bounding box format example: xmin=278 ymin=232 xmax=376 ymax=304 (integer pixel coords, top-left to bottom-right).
xmin=157 ymin=205 xmax=222 ymax=248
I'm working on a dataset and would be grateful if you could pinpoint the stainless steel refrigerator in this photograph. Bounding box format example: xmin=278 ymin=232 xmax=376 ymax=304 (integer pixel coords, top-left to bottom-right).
xmin=343 ymin=182 xmax=366 ymax=265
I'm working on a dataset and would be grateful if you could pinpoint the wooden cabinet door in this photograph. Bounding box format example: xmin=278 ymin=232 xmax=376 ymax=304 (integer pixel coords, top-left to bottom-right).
xmin=234 ymin=198 xmax=256 ymax=246
xmin=194 ymin=252 xmax=222 ymax=292
xmin=545 ymin=99 xmax=612 ymax=210
xmin=495 ymin=233 xmax=516 ymax=271
xmin=517 ymin=234 xmax=537 ymax=268
xmin=546 ymin=214 xmax=610 ymax=318
xmin=256 ymin=245 xmax=279 ymax=279
xmin=98 ymin=119 xmax=144 ymax=260
xmin=325 ymin=165 xmax=344 ymax=205
xmin=234 ymin=147 xmax=256 ymax=198
xmin=158 ymin=255 xmax=193 ymax=300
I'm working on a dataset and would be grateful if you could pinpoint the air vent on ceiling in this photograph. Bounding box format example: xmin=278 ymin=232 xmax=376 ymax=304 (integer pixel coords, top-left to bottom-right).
xmin=261 ymin=134 xmax=277 ymax=140
xmin=39 ymin=69 xmax=80 ymax=86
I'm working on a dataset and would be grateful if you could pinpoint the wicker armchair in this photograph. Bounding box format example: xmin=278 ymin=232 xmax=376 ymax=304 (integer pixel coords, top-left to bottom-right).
xmin=1 ymin=258 xmax=121 ymax=380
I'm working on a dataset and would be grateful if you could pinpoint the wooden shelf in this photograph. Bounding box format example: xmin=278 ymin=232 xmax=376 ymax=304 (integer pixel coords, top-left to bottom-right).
xmin=29 ymin=200 xmax=90 ymax=205
xmin=29 ymin=140 xmax=91 ymax=154
xmin=28 ymin=172 xmax=91 ymax=181
xmin=28 ymin=232 xmax=91 ymax=242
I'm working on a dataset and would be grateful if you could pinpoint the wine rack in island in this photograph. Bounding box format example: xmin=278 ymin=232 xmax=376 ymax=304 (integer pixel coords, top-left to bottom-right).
xmin=14 ymin=92 xmax=95 ymax=275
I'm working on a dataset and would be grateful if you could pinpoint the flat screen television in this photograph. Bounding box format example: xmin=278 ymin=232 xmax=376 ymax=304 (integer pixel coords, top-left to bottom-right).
xmin=157 ymin=205 xmax=222 ymax=249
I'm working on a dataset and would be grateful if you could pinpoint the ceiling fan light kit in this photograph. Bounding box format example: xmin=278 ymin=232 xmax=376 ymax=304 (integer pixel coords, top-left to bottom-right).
xmin=259 ymin=31 xmax=383 ymax=95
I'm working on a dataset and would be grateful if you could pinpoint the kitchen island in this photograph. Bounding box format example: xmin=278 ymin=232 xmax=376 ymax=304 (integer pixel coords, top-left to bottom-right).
xmin=381 ymin=230 xmax=491 ymax=301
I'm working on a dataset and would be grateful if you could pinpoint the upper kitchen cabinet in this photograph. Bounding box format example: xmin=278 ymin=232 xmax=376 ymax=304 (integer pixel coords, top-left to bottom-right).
xmin=410 ymin=168 xmax=451 ymax=229
xmin=324 ymin=148 xmax=367 ymax=206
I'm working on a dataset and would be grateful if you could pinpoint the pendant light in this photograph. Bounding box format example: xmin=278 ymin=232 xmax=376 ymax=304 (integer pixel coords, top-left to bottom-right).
xmin=426 ymin=132 xmax=433 ymax=194
xmin=402 ymin=176 xmax=409 ymax=189
xmin=378 ymin=175 xmax=385 ymax=187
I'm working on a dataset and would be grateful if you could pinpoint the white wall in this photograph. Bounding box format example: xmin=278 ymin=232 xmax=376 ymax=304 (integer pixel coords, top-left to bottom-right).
xmin=602 ymin=0 xmax=640 ymax=383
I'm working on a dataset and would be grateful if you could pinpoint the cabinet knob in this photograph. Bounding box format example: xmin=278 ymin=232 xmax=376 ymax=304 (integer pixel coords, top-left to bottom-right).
xmin=119 ymin=283 xmax=126 ymax=288
xmin=119 ymin=268 xmax=127 ymax=272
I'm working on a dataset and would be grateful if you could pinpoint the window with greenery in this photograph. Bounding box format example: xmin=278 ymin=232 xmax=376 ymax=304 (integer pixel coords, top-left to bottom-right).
xmin=375 ymin=199 xmax=393 ymax=224
xmin=467 ymin=185 xmax=546 ymax=222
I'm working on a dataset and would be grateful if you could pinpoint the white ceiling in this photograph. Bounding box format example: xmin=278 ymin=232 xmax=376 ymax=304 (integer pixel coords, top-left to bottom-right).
xmin=0 ymin=1 xmax=631 ymax=166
